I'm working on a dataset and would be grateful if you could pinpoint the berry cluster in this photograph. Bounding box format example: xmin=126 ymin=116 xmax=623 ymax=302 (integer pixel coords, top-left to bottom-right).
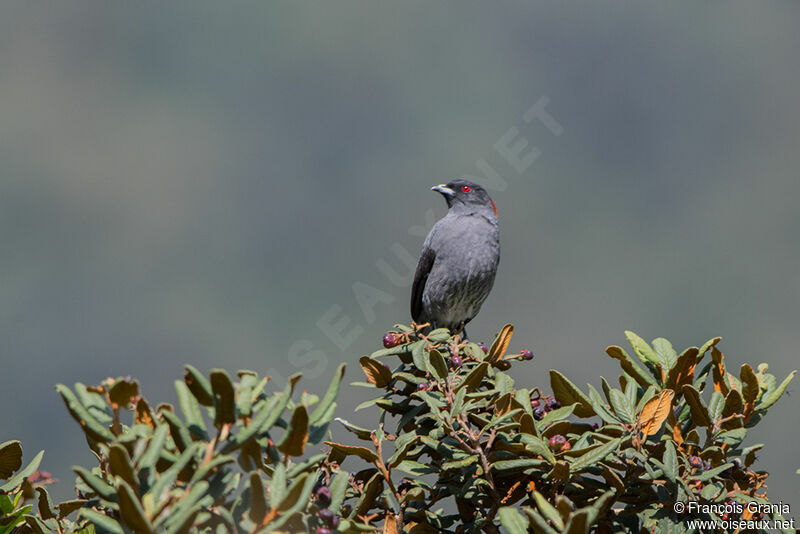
xmin=314 ymin=486 xmax=339 ymax=533
xmin=530 ymin=394 xmax=561 ymax=421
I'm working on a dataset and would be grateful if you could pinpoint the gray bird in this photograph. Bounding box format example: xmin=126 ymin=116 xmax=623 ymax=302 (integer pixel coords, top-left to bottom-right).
xmin=411 ymin=179 xmax=500 ymax=334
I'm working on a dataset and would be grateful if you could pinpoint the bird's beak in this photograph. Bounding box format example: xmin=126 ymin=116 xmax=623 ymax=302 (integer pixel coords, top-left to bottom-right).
xmin=431 ymin=184 xmax=456 ymax=197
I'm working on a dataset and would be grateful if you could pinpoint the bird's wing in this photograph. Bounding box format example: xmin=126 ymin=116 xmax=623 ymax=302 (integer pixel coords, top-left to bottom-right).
xmin=410 ymin=246 xmax=436 ymax=323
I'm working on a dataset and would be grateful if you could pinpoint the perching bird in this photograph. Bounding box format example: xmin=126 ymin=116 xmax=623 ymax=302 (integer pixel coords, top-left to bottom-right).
xmin=411 ymin=179 xmax=500 ymax=334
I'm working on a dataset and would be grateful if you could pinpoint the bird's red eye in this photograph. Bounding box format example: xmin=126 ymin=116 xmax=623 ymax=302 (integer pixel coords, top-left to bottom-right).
xmin=462 ymin=185 xmax=471 ymax=193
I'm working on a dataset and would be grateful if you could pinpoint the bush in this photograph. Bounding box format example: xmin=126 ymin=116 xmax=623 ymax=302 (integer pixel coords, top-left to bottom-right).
xmin=0 ymin=323 xmax=795 ymax=533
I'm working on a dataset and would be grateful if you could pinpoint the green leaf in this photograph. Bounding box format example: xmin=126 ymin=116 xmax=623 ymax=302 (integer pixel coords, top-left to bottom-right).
xmin=309 ymin=363 xmax=346 ymax=428
xmin=586 ymin=385 xmax=621 ymax=425
xmin=285 ymin=454 xmax=325 ymax=479
xmin=56 ymin=385 xmax=115 ymax=443
xmin=681 ymin=385 xmax=712 ymax=427
xmin=277 ymin=405 xmax=308 ymax=457
xmin=428 ymin=328 xmax=450 ymax=342
xmin=523 ymin=507 xmax=560 ymax=534
xmin=411 ymin=341 xmax=428 ymax=372
xmin=715 ymin=428 xmax=746 ymax=447
xmin=79 ymin=509 xmax=124 ymax=534
xmin=758 ymin=370 xmax=796 ymax=410
xmin=116 ymin=478 xmax=153 ymax=533
xmin=492 ymin=458 xmax=546 ymax=471
xmin=235 ymin=372 xmax=259 ymax=418
xmin=456 ymin=362 xmax=488 ymax=393
xmin=352 ymin=473 xmax=383 ymax=519
xmin=389 ymin=432 xmax=418 ymax=467
xmin=540 ymin=403 xmax=576 ymax=426
xmin=162 ymin=481 xmax=211 ymax=534
xmin=707 ymin=390 xmax=725 ymax=422
xmin=568 ymin=438 xmax=621 ymax=472
xmin=35 ymin=487 xmax=57 ymax=520
xmin=701 ymin=482 xmax=724 ymax=500
xmin=210 ymin=369 xmax=236 ymax=426
xmin=175 ymin=380 xmax=208 ymax=441
xmin=57 ymin=499 xmax=87 ymax=521
xmin=609 ymin=390 xmax=635 ymax=424
xmin=138 ymin=423 xmax=168 ymax=473
xmin=550 ymin=370 xmax=595 ymax=418
xmin=308 ymin=400 xmax=337 ymax=444
xmin=72 ymin=466 xmax=117 ymax=502
xmin=149 ymin=444 xmax=202 ymax=502
xmin=328 ymin=470 xmax=350 ymax=512
xmin=394 ymin=460 xmax=435 ymax=476
xmin=662 ymin=441 xmax=678 ymax=483
xmin=520 ymin=435 xmax=556 ymax=464
xmin=0 ymin=441 xmax=23 ymax=479
xmin=697 ymin=337 xmax=722 ymax=358
xmin=625 ymin=331 xmax=660 ymax=365
xmin=335 ymin=418 xmax=373 ymax=440
xmin=532 ymin=491 xmax=565 ymax=530
xmin=277 ymin=472 xmax=312 ymax=512
xmin=606 ymin=346 xmax=658 ymax=387
xmin=652 ymin=338 xmax=678 ymax=369
xmin=160 ymin=409 xmax=191 ymax=452
xmin=184 ymin=364 xmax=214 ymax=406
xmin=428 ymin=349 xmax=449 ymax=380
xmin=563 ymin=510 xmax=589 ymax=534
xmin=694 ymin=462 xmax=733 ymax=482
xmin=108 ymin=444 xmax=137 ymax=492
xmin=324 ymin=442 xmax=379 ymax=464
xmin=249 ymin=471 xmax=267 ymax=524
xmin=0 ymin=450 xmax=44 ymax=493
xmin=497 ymin=507 xmax=529 ymax=534
xmin=441 ymin=455 xmax=478 ymax=470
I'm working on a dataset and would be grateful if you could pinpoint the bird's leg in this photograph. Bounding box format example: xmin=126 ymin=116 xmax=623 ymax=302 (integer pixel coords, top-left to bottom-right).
xmin=456 ymin=321 xmax=469 ymax=342
xmin=450 ymin=333 xmax=461 ymax=356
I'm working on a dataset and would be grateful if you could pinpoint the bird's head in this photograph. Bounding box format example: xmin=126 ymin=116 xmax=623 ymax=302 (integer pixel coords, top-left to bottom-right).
xmin=432 ymin=179 xmax=498 ymax=217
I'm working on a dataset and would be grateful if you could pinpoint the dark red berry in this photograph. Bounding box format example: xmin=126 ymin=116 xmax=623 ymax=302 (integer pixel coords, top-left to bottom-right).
xmin=721 ymin=513 xmax=729 ymax=522
xmin=316 ymin=529 xmax=332 ymax=534
xmin=689 ymin=456 xmax=703 ymax=469
xmin=549 ymin=435 xmax=567 ymax=451
xmin=383 ymin=333 xmax=401 ymax=348
xmin=417 ymin=383 xmax=428 ymax=391
xmin=531 ymin=399 xmax=540 ymax=409
xmin=315 ymin=486 xmax=332 ymax=505
xmin=450 ymin=356 xmax=463 ymax=368
xmin=590 ymin=423 xmax=599 ymax=430
xmin=319 ymin=509 xmax=337 ymax=526
xmin=533 ymin=407 xmax=545 ymax=420
xmin=520 ymin=349 xmax=534 ymax=361
xmin=479 ymin=343 xmax=488 ymax=353
xmin=546 ymin=398 xmax=561 ymax=410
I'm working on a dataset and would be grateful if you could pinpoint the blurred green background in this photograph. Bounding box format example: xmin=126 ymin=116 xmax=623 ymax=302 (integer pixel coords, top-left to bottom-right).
xmin=1 ymin=2 xmax=798 ymax=505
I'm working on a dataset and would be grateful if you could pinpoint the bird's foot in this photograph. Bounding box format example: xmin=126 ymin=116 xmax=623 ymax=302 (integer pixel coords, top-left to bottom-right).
xmin=411 ymin=321 xmax=431 ymax=338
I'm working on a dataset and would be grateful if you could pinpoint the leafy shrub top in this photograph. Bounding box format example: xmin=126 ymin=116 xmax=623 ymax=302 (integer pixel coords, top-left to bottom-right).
xmin=0 ymin=323 xmax=795 ymax=533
